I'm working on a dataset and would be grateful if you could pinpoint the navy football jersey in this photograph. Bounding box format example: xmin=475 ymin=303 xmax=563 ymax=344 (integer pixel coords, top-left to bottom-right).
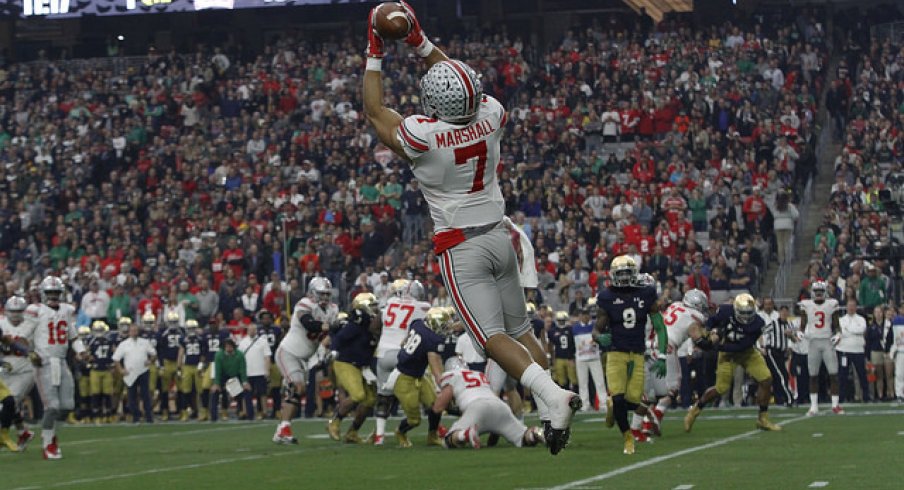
xmin=181 ymin=334 xmax=203 ymax=365
xmin=439 ymin=334 xmax=459 ymax=363
xmin=530 ymin=318 xmax=545 ymax=339
xmin=89 ymin=335 xmax=116 ymax=370
xmin=140 ymin=330 xmax=158 ymax=350
xmin=706 ymin=305 xmax=765 ymax=353
xmin=547 ymin=326 xmax=576 ymax=359
xmin=158 ymin=327 xmax=186 ymax=361
xmin=597 ymin=285 xmax=659 ymax=353
xmin=201 ymin=329 xmax=231 ymax=362
xmin=259 ymin=325 xmax=283 ymax=361
xmin=396 ymin=320 xmax=444 ymax=378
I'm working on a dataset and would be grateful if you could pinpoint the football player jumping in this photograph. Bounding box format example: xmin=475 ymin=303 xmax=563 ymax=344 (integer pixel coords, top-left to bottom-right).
xmin=596 ymin=256 xmax=664 ymax=455
xmin=362 ymin=0 xmax=579 ymax=454
xmin=684 ymin=293 xmax=782 ymax=432
xmin=798 ymin=281 xmax=843 ymax=415
xmin=0 ymin=296 xmax=36 ymax=450
xmin=434 ymin=356 xmax=545 ymax=449
xmin=373 ymin=279 xmax=431 ymax=445
xmin=26 ymin=276 xmax=88 ymax=459
xmin=273 ymin=277 xmax=338 ymax=444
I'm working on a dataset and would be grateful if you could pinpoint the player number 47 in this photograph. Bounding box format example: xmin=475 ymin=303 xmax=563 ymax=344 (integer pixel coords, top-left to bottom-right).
xmin=47 ymin=320 xmax=68 ymax=345
xmin=454 ymin=140 xmax=488 ymax=194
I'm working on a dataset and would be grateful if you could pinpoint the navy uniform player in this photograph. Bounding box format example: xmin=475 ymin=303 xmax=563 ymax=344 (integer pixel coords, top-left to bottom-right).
xmin=390 ymin=306 xmax=449 ymax=448
xmin=139 ymin=312 xmax=160 ymax=416
xmin=88 ymin=321 xmax=116 ymax=423
xmin=199 ymin=322 xmax=230 ymax=421
xmin=256 ymin=310 xmax=283 ymax=417
xmin=596 ymin=256 xmax=663 ymax=455
xmin=548 ymin=311 xmax=577 ymax=391
xmin=684 ymin=293 xmax=781 ymax=432
xmin=177 ymin=320 xmax=204 ymax=421
xmin=73 ymin=326 xmax=93 ymax=423
xmin=157 ymin=311 xmax=185 ymax=420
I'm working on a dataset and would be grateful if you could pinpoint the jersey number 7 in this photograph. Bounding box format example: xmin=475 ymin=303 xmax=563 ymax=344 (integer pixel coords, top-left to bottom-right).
xmin=454 ymin=140 xmax=488 ymax=194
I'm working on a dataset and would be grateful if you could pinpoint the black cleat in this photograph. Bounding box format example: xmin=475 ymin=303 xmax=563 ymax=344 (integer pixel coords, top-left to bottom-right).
xmin=546 ymin=397 xmax=582 ymax=455
xmin=487 ymin=433 xmax=500 ymax=447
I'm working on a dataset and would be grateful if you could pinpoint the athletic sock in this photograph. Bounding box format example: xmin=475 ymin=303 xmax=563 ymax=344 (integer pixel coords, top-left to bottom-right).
xmin=809 ymin=393 xmax=818 ymax=410
xmin=520 ymin=363 xmax=563 ymax=415
xmin=42 ymin=429 xmax=54 ymax=448
xmin=375 ymin=417 xmax=387 ymax=437
xmin=831 ymin=395 xmax=839 ymax=408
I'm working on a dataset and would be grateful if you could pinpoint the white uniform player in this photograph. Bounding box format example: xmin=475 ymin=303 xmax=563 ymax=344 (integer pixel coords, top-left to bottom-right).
xmin=435 ymin=357 xmax=542 ymax=449
xmin=1 ymin=296 xmax=37 ymax=451
xmin=363 ymin=2 xmax=578 ymax=454
xmin=26 ymin=277 xmax=86 ymax=460
xmin=373 ymin=279 xmax=430 ymax=443
xmin=273 ymin=277 xmax=338 ymax=444
xmin=797 ymin=281 xmax=842 ymax=415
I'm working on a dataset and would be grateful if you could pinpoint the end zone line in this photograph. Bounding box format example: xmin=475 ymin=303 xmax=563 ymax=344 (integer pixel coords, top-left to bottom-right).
xmin=547 ymin=415 xmax=809 ymax=490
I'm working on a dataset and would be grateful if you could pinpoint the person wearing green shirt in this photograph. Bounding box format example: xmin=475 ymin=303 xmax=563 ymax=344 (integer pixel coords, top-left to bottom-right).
xmin=813 ymin=226 xmax=836 ymax=251
xmin=381 ymin=174 xmax=403 ymax=210
xmin=688 ymin=189 xmax=708 ymax=231
xmin=176 ymin=281 xmax=199 ymax=321
xmin=107 ymin=283 xmax=133 ymax=325
xmin=210 ymin=339 xmax=254 ymax=421
xmin=359 ymin=175 xmax=380 ymax=204
xmin=858 ymin=266 xmax=887 ymax=311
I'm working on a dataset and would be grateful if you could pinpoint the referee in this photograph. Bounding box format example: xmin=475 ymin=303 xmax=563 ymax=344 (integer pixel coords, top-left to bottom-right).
xmin=760 ymin=303 xmax=795 ymax=407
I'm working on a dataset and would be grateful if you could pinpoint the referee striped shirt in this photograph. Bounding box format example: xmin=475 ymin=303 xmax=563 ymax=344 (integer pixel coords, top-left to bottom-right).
xmin=761 ymin=317 xmax=791 ymax=351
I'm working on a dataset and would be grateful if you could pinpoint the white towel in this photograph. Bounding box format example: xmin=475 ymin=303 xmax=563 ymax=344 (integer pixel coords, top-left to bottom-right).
xmin=382 ymin=368 xmax=401 ymax=392
xmin=503 ymin=216 xmax=538 ymax=288
xmin=50 ymin=357 xmax=62 ymax=386
xmin=225 ymin=377 xmax=244 ymax=397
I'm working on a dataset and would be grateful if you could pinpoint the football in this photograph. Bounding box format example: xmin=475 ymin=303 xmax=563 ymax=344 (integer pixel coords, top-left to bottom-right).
xmin=374 ymin=2 xmax=411 ymax=40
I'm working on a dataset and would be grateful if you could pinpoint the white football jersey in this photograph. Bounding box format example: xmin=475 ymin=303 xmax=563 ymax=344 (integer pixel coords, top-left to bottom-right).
xmin=24 ymin=303 xmax=83 ymax=360
xmin=397 ymin=95 xmax=507 ymax=231
xmin=663 ymin=302 xmax=706 ymax=348
xmin=439 ymin=367 xmax=495 ymax=411
xmin=798 ymin=299 xmax=839 ymax=339
xmin=377 ymin=297 xmax=431 ymax=358
xmin=0 ymin=315 xmax=37 ymax=373
xmin=279 ymin=297 xmax=339 ymax=358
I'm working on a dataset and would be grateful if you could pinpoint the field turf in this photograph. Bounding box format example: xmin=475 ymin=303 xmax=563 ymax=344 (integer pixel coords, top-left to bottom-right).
xmin=3 ymin=403 xmax=902 ymax=490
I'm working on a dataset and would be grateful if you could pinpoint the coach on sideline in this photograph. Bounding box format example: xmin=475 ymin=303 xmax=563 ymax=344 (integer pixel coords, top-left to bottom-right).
xmin=113 ymin=322 xmax=157 ymax=423
xmin=239 ymin=324 xmax=271 ymax=419
xmin=210 ymin=339 xmax=255 ymax=421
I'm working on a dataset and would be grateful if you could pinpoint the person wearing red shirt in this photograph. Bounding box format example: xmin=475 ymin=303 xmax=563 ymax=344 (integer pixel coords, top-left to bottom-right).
xmin=685 ymin=263 xmax=711 ymax=300
xmin=743 ymin=189 xmax=767 ymax=229
xmin=622 ymin=215 xmax=643 ymax=247
xmin=620 ymin=103 xmax=640 ymax=138
xmin=655 ymin=221 xmax=677 ymax=258
xmin=221 ymin=237 xmax=245 ymax=277
xmin=661 ymin=187 xmax=688 ymax=225
xmin=299 ymin=245 xmax=321 ymax=273
xmin=262 ymin=281 xmax=288 ymax=318
xmin=137 ymin=286 xmax=163 ymax=319
xmin=670 ymin=217 xmax=693 ymax=241
xmin=637 ymin=234 xmax=655 ymax=256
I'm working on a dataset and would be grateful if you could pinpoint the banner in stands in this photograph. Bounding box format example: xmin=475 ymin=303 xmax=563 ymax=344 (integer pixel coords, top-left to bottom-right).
xmin=18 ymin=0 xmax=376 ymax=19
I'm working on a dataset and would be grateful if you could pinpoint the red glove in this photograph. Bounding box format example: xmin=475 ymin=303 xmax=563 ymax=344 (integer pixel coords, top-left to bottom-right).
xmin=366 ymin=5 xmax=385 ymax=59
xmin=399 ymin=0 xmax=432 ymax=56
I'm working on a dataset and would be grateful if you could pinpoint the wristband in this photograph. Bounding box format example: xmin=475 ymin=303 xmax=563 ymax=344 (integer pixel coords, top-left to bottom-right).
xmin=415 ymin=39 xmax=435 ymax=58
xmin=366 ymin=57 xmax=383 ymax=72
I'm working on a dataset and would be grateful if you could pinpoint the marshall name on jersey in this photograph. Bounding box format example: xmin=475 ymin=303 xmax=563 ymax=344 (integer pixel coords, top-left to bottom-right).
xmin=378 ymin=298 xmax=431 ymax=358
xmin=664 ymin=302 xmax=706 ymax=348
xmin=798 ymin=299 xmax=839 ymax=339
xmin=25 ymin=303 xmax=79 ymax=359
xmin=281 ymin=297 xmax=338 ymax=358
xmin=397 ymin=95 xmax=508 ymax=232
xmin=597 ymin=285 xmax=659 ymax=353
xmin=439 ymin=367 xmax=494 ymax=411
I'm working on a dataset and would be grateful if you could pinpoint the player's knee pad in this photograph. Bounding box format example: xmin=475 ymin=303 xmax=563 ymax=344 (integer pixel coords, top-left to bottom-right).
xmin=283 ymin=385 xmax=302 ymax=407
xmin=374 ymin=395 xmax=393 ymax=419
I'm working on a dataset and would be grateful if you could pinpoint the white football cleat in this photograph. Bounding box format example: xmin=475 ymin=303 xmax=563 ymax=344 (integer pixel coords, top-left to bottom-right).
xmin=806 ymin=407 xmax=818 ymax=417
xmin=464 ymin=425 xmax=480 ymax=449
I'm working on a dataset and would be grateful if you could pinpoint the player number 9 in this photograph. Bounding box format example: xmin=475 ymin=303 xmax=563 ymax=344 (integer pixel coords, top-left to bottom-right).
xmin=623 ymin=308 xmax=636 ymax=329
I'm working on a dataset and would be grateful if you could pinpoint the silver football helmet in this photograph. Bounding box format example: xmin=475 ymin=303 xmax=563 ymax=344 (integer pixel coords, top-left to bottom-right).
xmin=444 ymin=355 xmax=466 ymax=372
xmin=404 ymin=280 xmax=426 ymax=301
xmin=421 ymin=59 xmax=483 ymax=124
xmin=4 ymin=296 xmax=27 ymax=324
xmin=811 ymin=281 xmax=827 ymax=302
xmin=39 ymin=276 xmax=65 ymax=308
xmin=308 ymin=277 xmax=332 ymax=307
xmin=683 ymin=289 xmax=709 ymax=316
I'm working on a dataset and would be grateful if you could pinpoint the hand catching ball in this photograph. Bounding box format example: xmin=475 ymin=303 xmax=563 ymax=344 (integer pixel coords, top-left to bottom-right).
xmin=373 ymin=2 xmax=412 ymax=40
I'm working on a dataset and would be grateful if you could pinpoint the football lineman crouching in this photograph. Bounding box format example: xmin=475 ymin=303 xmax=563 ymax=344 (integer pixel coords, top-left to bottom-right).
xmin=387 ymin=306 xmax=450 ymax=448
xmin=433 ymin=356 xmax=544 ymax=449
xmin=327 ymin=293 xmax=380 ymax=444
xmin=0 ymin=296 xmax=37 ymax=451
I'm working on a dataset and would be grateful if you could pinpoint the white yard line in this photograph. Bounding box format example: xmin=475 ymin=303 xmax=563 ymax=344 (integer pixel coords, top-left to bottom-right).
xmin=10 ymin=447 xmax=318 ymax=490
xmin=66 ymin=423 xmax=260 ymax=446
xmin=808 ymin=482 xmax=829 ymax=488
xmin=546 ymin=415 xmax=809 ymax=490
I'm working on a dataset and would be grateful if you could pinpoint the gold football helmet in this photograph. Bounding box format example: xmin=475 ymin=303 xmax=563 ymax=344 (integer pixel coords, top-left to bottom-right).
xmin=555 ymin=310 xmax=570 ymax=326
xmin=610 ymin=255 xmax=639 ymax=287
xmin=141 ymin=311 xmax=156 ymax=330
xmin=351 ymin=292 xmax=379 ymax=317
xmin=426 ymin=307 xmax=452 ymax=334
xmin=526 ymin=302 xmax=537 ymax=316
xmin=91 ymin=320 xmax=109 ymax=335
xmin=733 ymin=293 xmax=757 ymax=324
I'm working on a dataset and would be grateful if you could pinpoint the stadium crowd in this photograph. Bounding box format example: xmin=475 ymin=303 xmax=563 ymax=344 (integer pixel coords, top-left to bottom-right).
xmin=4 ymin=5 xmax=903 ymax=434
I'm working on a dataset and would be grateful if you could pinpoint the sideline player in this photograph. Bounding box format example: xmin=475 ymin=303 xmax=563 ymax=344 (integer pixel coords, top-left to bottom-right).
xmin=177 ymin=319 xmax=204 ymax=421
xmin=1 ymin=296 xmax=36 ymax=450
xmin=684 ymin=294 xmax=782 ymax=432
xmin=362 ymin=1 xmax=578 ymax=454
xmin=87 ymin=321 xmax=116 ymax=423
xmin=434 ymin=356 xmax=544 ymax=449
xmin=374 ymin=279 xmax=430 ymax=445
xmin=158 ymin=311 xmax=185 ymax=420
xmin=26 ymin=276 xmax=88 ymax=459
xmin=797 ymin=281 xmax=843 ymax=415
xmin=596 ymin=256 xmax=663 ymax=455
xmin=273 ymin=277 xmax=337 ymax=444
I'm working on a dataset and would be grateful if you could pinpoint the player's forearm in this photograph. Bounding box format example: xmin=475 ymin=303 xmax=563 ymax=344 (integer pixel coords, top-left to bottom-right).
xmin=423 ymin=46 xmax=450 ymax=69
xmin=362 ymin=69 xmax=386 ymax=120
xmin=432 ymin=388 xmax=453 ymax=413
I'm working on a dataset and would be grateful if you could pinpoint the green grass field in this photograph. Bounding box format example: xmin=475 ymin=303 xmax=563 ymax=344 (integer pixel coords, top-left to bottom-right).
xmin=3 ymin=403 xmax=903 ymax=490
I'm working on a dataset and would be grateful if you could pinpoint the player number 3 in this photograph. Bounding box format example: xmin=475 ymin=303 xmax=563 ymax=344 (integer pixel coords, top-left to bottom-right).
xmin=47 ymin=320 xmax=68 ymax=345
